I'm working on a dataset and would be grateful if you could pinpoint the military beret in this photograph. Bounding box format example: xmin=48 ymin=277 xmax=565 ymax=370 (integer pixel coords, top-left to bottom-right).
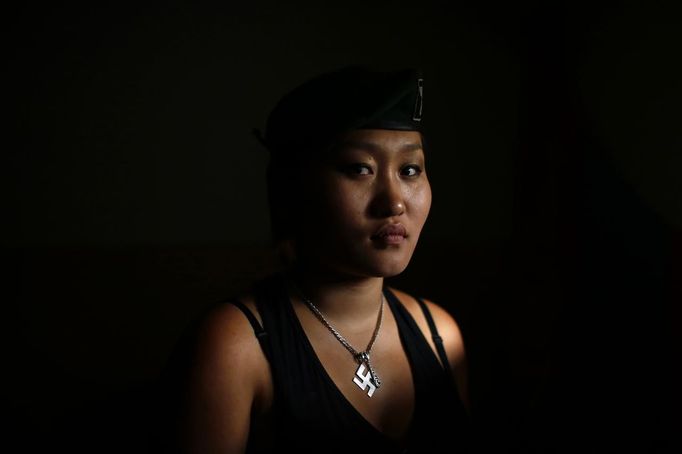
xmin=255 ymin=66 xmax=424 ymax=156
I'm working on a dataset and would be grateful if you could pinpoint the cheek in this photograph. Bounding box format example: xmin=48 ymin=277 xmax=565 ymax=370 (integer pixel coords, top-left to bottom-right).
xmin=410 ymin=182 xmax=432 ymax=227
xmin=301 ymin=180 xmax=366 ymax=230
xmin=323 ymin=184 xmax=368 ymax=227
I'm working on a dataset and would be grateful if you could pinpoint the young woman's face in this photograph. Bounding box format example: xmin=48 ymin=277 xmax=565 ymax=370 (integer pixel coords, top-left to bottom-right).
xmin=294 ymin=128 xmax=432 ymax=278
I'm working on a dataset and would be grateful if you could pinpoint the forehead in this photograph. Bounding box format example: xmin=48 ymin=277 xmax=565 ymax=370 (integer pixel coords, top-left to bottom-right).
xmin=332 ymin=129 xmax=423 ymax=154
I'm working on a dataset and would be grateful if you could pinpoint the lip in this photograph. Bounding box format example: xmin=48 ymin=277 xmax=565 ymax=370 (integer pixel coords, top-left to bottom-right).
xmin=371 ymin=223 xmax=407 ymax=245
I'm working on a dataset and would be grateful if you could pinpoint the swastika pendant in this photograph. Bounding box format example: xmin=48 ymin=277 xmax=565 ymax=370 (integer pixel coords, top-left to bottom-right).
xmin=352 ymin=353 xmax=381 ymax=397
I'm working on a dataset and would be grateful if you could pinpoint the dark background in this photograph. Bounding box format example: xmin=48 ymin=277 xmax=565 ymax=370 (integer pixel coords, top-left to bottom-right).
xmin=5 ymin=1 xmax=681 ymax=452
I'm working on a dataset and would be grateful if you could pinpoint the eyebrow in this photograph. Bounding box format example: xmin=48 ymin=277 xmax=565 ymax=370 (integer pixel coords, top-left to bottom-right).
xmin=334 ymin=140 xmax=423 ymax=154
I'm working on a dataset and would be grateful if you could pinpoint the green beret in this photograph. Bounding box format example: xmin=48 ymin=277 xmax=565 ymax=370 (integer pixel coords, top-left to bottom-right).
xmin=255 ymin=66 xmax=424 ymax=156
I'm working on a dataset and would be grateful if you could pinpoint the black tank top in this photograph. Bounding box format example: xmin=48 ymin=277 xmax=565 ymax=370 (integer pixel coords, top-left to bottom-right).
xmin=231 ymin=272 xmax=471 ymax=454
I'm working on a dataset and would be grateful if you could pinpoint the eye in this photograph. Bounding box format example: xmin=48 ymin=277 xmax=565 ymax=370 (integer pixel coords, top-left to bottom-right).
xmin=344 ymin=163 xmax=373 ymax=176
xmin=401 ymin=165 xmax=423 ymax=177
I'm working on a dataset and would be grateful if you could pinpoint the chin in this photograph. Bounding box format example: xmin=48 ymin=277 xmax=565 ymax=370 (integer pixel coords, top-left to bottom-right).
xmin=363 ymin=244 xmax=418 ymax=277
xmin=303 ymin=239 xmax=417 ymax=278
xmin=351 ymin=253 xmax=413 ymax=278
xmin=374 ymin=264 xmax=409 ymax=278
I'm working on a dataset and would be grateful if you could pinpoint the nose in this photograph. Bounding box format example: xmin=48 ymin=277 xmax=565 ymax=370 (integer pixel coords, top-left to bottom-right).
xmin=370 ymin=174 xmax=405 ymax=218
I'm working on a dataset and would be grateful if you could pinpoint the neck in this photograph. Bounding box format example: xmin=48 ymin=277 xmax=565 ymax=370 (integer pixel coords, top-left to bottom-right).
xmin=284 ymin=264 xmax=385 ymax=324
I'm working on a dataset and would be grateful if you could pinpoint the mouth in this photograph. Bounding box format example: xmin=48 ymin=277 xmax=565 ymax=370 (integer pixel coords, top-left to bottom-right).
xmin=371 ymin=223 xmax=408 ymax=245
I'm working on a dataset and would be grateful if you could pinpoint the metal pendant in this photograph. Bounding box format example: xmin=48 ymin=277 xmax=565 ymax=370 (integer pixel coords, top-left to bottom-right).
xmin=352 ymin=353 xmax=381 ymax=397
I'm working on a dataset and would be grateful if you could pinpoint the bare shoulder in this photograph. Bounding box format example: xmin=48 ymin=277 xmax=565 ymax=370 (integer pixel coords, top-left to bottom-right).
xmin=175 ymin=292 xmax=272 ymax=452
xmin=386 ymin=287 xmax=466 ymax=369
xmin=187 ymin=295 xmax=270 ymax=407
xmin=189 ymin=292 xmax=269 ymax=396
xmin=193 ymin=295 xmax=259 ymax=356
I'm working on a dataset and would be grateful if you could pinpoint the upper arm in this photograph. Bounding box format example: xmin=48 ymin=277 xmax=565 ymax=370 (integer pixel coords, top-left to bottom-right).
xmin=180 ymin=303 xmax=269 ymax=454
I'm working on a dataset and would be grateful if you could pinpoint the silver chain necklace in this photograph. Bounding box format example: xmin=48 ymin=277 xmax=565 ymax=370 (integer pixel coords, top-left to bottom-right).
xmin=291 ymin=281 xmax=384 ymax=397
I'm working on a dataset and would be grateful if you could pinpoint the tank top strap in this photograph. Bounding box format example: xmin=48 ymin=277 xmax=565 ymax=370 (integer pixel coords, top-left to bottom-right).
xmin=382 ymin=288 xmax=452 ymax=372
xmin=224 ymin=298 xmax=271 ymax=359
xmin=413 ymin=296 xmax=452 ymax=372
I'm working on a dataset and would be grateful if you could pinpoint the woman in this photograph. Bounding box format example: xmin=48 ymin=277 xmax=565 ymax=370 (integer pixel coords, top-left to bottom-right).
xmin=160 ymin=66 xmax=471 ymax=453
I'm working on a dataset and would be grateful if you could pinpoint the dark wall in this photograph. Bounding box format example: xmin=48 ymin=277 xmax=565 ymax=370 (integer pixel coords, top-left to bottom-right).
xmin=6 ymin=1 xmax=680 ymax=452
